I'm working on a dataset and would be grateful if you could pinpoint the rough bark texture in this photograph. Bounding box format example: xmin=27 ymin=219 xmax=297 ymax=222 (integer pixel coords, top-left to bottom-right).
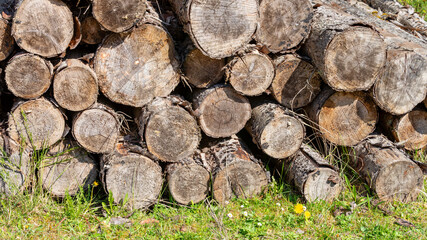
xmin=0 ymin=19 xmax=14 ymax=61
xmin=53 ymin=59 xmax=98 ymax=111
xmin=255 ymin=0 xmax=313 ymax=53
xmin=94 ymin=24 xmax=180 ymax=107
xmin=12 ymin=0 xmax=74 ymax=57
xmin=271 ymin=55 xmax=322 ymax=109
xmin=5 ymin=53 xmax=53 ymax=99
xmin=169 ymin=0 xmax=258 ymax=59
xmin=352 ymin=134 xmax=424 ymax=202
xmin=193 ymin=85 xmax=251 ymax=138
xmin=68 ymin=16 xmax=81 ymax=50
xmin=81 ymin=16 xmax=107 ymax=45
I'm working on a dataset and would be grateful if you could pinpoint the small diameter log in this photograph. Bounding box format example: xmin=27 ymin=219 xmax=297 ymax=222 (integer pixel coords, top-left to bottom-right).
xmin=303 ymin=5 xmax=386 ymax=91
xmin=5 ymin=53 xmax=53 ymax=99
xmin=53 ymin=59 xmax=98 ymax=111
xmin=8 ymin=98 xmax=65 ymax=150
xmin=12 ymin=0 xmax=74 ymax=58
xmin=169 ymin=0 xmax=258 ymax=59
xmin=226 ymin=51 xmax=274 ymax=96
xmin=135 ymin=96 xmax=201 ymax=162
xmin=0 ymin=19 xmax=14 ymax=61
xmin=352 ymin=135 xmax=424 ymax=202
xmin=40 ymin=139 xmax=97 ymax=197
xmin=255 ymin=0 xmax=313 ymax=52
xmin=95 ymin=24 xmax=180 ymax=107
xmin=271 ymin=55 xmax=322 ymax=109
xmin=72 ymin=104 xmax=119 ymax=154
xmin=81 ymin=16 xmax=107 ymax=45
xmin=247 ymin=102 xmax=305 ymax=159
xmin=306 ymin=88 xmax=378 ymax=146
xmin=193 ymin=85 xmax=251 ymax=138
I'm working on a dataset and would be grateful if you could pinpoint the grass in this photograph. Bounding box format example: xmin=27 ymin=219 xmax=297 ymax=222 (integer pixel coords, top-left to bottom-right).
xmin=399 ymin=0 xmax=427 ymax=20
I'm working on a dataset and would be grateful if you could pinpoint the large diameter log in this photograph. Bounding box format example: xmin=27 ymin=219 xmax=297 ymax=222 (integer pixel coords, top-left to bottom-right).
xmin=81 ymin=16 xmax=107 ymax=45
xmin=303 ymin=5 xmax=386 ymax=92
xmin=169 ymin=0 xmax=258 ymax=59
xmin=135 ymin=97 xmax=201 ymax=162
xmin=12 ymin=0 xmax=74 ymax=58
xmin=193 ymin=85 xmax=251 ymax=138
xmin=352 ymin=135 xmax=424 ymax=202
xmin=247 ymin=102 xmax=305 ymax=159
xmin=255 ymin=0 xmax=313 ymax=52
xmin=94 ymin=24 xmax=180 ymax=107
xmin=8 ymin=98 xmax=65 ymax=150
xmin=226 ymin=51 xmax=274 ymax=96
xmin=271 ymin=55 xmax=322 ymax=109
xmin=306 ymin=89 xmax=378 ymax=146
xmin=5 ymin=53 xmax=53 ymax=99
xmin=0 ymin=19 xmax=14 ymax=61
xmin=53 ymin=59 xmax=98 ymax=111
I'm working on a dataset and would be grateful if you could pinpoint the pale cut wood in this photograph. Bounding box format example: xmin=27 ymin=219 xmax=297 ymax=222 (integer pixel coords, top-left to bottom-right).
xmin=8 ymin=98 xmax=65 ymax=150
xmin=12 ymin=0 xmax=74 ymax=58
xmin=226 ymin=51 xmax=274 ymax=96
xmin=53 ymin=59 xmax=98 ymax=111
xmin=95 ymin=24 xmax=180 ymax=107
xmin=352 ymin=135 xmax=424 ymax=202
xmin=169 ymin=0 xmax=258 ymax=59
xmin=81 ymin=16 xmax=107 ymax=45
xmin=0 ymin=19 xmax=14 ymax=61
xmin=5 ymin=53 xmax=53 ymax=99
xmin=193 ymin=85 xmax=251 ymax=138
xmin=305 ymin=88 xmax=378 ymax=146
xmin=271 ymin=55 xmax=322 ymax=109
xmin=255 ymin=0 xmax=313 ymax=52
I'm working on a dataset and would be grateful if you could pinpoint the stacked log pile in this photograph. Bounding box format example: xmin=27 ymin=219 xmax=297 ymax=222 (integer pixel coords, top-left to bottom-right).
xmin=0 ymin=0 xmax=426 ymax=209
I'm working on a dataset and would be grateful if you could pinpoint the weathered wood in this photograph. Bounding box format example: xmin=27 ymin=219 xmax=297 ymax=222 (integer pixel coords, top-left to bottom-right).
xmin=351 ymin=134 xmax=424 ymax=202
xmin=92 ymin=0 xmax=146 ymax=33
xmin=247 ymin=102 xmax=305 ymax=159
xmin=271 ymin=55 xmax=322 ymax=109
xmin=68 ymin=16 xmax=81 ymax=50
xmin=193 ymin=85 xmax=251 ymax=138
xmin=255 ymin=0 xmax=313 ymax=52
xmin=5 ymin=53 xmax=53 ymax=99
xmin=8 ymin=98 xmax=65 ymax=150
xmin=135 ymin=96 xmax=201 ymax=162
xmin=53 ymin=59 xmax=98 ymax=111
xmin=305 ymin=88 xmax=378 ymax=146
xmin=94 ymin=24 xmax=180 ymax=107
xmin=12 ymin=0 xmax=74 ymax=58
xmin=226 ymin=51 xmax=274 ymax=96
xmin=169 ymin=0 xmax=258 ymax=59
xmin=0 ymin=19 xmax=14 ymax=61
xmin=81 ymin=16 xmax=107 ymax=45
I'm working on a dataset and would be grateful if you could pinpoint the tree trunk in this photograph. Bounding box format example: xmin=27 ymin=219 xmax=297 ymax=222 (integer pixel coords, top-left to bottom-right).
xmin=247 ymin=102 xmax=305 ymax=159
xmin=351 ymin=134 xmax=424 ymax=202
xmin=255 ymin=0 xmax=313 ymax=53
xmin=168 ymin=0 xmax=258 ymax=59
xmin=193 ymin=85 xmax=251 ymax=138
xmin=303 ymin=4 xmax=387 ymax=92
xmin=271 ymin=54 xmax=322 ymax=109
xmin=81 ymin=16 xmax=107 ymax=45
xmin=12 ymin=0 xmax=74 ymax=58
xmin=135 ymin=96 xmax=201 ymax=162
xmin=305 ymin=88 xmax=378 ymax=146
xmin=0 ymin=19 xmax=14 ymax=61
xmin=94 ymin=24 xmax=180 ymax=107
xmin=53 ymin=59 xmax=98 ymax=111
xmin=226 ymin=50 xmax=274 ymax=96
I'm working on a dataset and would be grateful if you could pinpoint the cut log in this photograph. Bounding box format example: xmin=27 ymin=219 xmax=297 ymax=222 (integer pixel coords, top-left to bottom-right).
xmin=305 ymin=88 xmax=378 ymax=146
xmin=40 ymin=139 xmax=97 ymax=197
xmin=135 ymin=96 xmax=201 ymax=162
xmin=271 ymin=55 xmax=322 ymax=109
xmin=8 ymin=98 xmax=65 ymax=150
xmin=68 ymin=16 xmax=82 ymax=50
xmin=72 ymin=104 xmax=119 ymax=154
xmin=0 ymin=19 xmax=14 ymax=61
xmin=12 ymin=0 xmax=74 ymax=58
xmin=193 ymin=85 xmax=251 ymax=138
xmin=169 ymin=0 xmax=258 ymax=59
xmin=303 ymin=4 xmax=387 ymax=91
xmin=247 ymin=102 xmax=305 ymax=159
xmin=81 ymin=16 xmax=107 ymax=45
xmin=226 ymin=51 xmax=274 ymax=96
xmin=255 ymin=0 xmax=313 ymax=52
xmin=92 ymin=0 xmax=146 ymax=33
xmin=352 ymin=135 xmax=424 ymax=202
xmin=94 ymin=24 xmax=180 ymax=107
xmin=53 ymin=59 xmax=98 ymax=111
xmin=5 ymin=53 xmax=53 ymax=99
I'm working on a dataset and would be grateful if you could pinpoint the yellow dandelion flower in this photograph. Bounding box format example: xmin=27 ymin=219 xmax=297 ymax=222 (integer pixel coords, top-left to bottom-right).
xmin=93 ymin=181 xmax=99 ymax=187
xmin=294 ymin=203 xmax=305 ymax=214
xmin=304 ymin=211 xmax=311 ymax=220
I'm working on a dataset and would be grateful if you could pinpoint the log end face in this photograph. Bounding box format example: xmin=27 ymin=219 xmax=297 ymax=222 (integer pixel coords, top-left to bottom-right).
xmin=81 ymin=16 xmax=107 ymax=45
xmin=183 ymin=48 xmax=225 ymax=88
xmin=395 ymin=110 xmax=427 ymax=150
xmin=303 ymin=168 xmax=343 ymax=202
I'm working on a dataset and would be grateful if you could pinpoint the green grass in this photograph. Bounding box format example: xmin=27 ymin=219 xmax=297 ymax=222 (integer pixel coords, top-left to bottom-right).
xmin=399 ymin=0 xmax=427 ymax=20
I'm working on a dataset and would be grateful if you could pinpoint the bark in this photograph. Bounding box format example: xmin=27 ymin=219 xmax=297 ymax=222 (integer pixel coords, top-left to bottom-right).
xmin=81 ymin=16 xmax=107 ymax=45
xmin=0 ymin=18 xmax=14 ymax=61
xmin=68 ymin=16 xmax=81 ymax=50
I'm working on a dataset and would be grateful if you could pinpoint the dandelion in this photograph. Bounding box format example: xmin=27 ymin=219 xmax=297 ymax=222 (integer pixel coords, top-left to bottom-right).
xmin=294 ymin=203 xmax=305 ymax=214
xmin=276 ymin=203 xmax=281 ymax=207
xmin=257 ymin=222 xmax=262 ymax=226
xmin=93 ymin=181 xmax=99 ymax=187
xmin=243 ymin=211 xmax=248 ymax=217
xmin=227 ymin=213 xmax=233 ymax=219
xmin=304 ymin=211 xmax=311 ymax=220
